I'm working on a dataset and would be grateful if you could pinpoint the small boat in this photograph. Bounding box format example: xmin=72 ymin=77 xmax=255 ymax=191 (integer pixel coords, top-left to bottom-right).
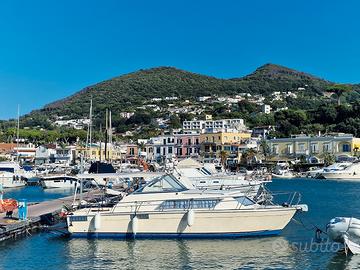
xmin=66 ymin=174 xmax=307 ymax=239
xmin=0 ymin=172 xmax=27 ymax=188
xmin=320 ymin=162 xmax=360 ymax=180
xmin=41 ymin=175 xmax=80 ymax=189
xmin=327 ymin=217 xmax=360 ymax=255
xmin=272 ymin=164 xmax=296 ymax=179
xmin=307 ymin=162 xmax=352 ymax=178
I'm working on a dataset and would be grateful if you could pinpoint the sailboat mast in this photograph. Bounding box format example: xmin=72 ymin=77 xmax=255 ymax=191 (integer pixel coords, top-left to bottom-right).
xmin=88 ymin=99 xmax=93 ymax=160
xmin=105 ymin=109 xmax=108 ymax=161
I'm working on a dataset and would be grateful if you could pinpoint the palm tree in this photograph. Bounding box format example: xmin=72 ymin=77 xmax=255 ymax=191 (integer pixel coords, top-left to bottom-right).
xmin=259 ymin=140 xmax=270 ymax=160
xmin=220 ymin=150 xmax=228 ymax=169
xmin=243 ymin=148 xmax=257 ymax=165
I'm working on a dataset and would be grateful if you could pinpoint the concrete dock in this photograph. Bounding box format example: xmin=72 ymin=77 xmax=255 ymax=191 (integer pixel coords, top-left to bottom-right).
xmin=0 ymin=194 xmax=80 ymax=242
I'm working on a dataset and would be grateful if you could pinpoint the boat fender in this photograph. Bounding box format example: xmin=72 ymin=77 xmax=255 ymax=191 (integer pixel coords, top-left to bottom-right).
xmin=187 ymin=210 xmax=195 ymax=227
xmin=94 ymin=213 xmax=101 ymax=231
xmin=132 ymin=216 xmax=138 ymax=234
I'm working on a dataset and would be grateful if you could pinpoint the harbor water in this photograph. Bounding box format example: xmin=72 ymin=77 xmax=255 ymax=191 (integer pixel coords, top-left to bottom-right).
xmin=1 ymin=179 xmax=360 ymax=269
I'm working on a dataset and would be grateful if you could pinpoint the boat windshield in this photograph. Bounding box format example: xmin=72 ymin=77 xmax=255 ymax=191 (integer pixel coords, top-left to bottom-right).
xmin=136 ymin=175 xmax=187 ymax=193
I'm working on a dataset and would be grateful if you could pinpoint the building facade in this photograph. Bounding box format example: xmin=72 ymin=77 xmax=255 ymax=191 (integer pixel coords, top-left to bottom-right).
xmin=267 ymin=134 xmax=360 ymax=160
xmin=199 ymin=131 xmax=252 ymax=163
xmin=183 ymin=118 xmax=245 ymax=133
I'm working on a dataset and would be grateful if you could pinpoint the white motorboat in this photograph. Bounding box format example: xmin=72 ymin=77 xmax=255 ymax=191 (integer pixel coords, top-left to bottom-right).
xmin=0 ymin=171 xmax=26 ymax=188
xmin=327 ymin=217 xmax=360 ymax=255
xmin=0 ymin=161 xmax=35 ymax=180
xmin=67 ymin=174 xmax=307 ymax=239
xmin=40 ymin=175 xmax=80 ymax=189
xmin=306 ymin=162 xmax=352 ymax=178
xmin=77 ymin=171 xmax=164 ymax=188
xmin=320 ymin=162 xmax=360 ymax=180
xmin=174 ymin=158 xmax=270 ymax=191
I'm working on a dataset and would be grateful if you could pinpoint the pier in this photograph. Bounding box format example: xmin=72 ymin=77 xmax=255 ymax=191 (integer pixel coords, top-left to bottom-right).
xmin=0 ymin=194 xmax=77 ymax=242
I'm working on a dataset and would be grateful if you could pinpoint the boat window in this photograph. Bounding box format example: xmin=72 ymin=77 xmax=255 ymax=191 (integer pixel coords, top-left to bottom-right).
xmin=0 ymin=168 xmax=15 ymax=173
xmin=159 ymin=199 xmax=220 ymax=210
xmin=234 ymin=196 xmax=255 ymax=206
xmin=136 ymin=175 xmax=187 ymax=193
xmin=199 ymin=168 xmax=212 ymax=175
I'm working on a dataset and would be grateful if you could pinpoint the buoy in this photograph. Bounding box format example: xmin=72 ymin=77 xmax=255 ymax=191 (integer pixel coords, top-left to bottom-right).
xmin=132 ymin=216 xmax=138 ymax=234
xmin=187 ymin=210 xmax=195 ymax=227
xmin=94 ymin=212 xmax=101 ymax=230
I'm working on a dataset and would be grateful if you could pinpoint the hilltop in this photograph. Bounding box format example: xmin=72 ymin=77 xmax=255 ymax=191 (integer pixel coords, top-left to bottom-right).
xmin=35 ymin=63 xmax=336 ymax=120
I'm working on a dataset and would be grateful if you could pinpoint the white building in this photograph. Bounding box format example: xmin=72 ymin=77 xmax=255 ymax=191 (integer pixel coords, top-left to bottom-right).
xmin=183 ymin=118 xmax=246 ymax=133
xmin=261 ymin=104 xmax=271 ymax=114
xmin=120 ymin=112 xmax=135 ymax=119
xmin=196 ymin=96 xmax=212 ymax=102
xmin=54 ymin=118 xmax=90 ymax=130
xmin=145 ymin=135 xmax=176 ymax=161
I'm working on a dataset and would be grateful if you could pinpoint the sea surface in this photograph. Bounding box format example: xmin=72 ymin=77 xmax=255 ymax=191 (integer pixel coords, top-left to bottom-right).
xmin=1 ymin=179 xmax=360 ymax=270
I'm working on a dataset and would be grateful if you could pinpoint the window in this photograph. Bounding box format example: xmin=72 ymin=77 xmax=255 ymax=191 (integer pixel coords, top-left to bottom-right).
xmin=156 ymin=147 xmax=161 ymax=154
xmin=286 ymin=144 xmax=293 ymax=154
xmin=343 ymin=144 xmax=351 ymax=152
xmin=311 ymin=143 xmax=318 ymax=153
xmin=188 ymin=139 xmax=191 ymax=145
xmin=168 ymin=147 xmax=173 ymax=154
xmin=159 ymin=199 xmax=220 ymax=210
xmin=272 ymin=144 xmax=279 ymax=154
xmin=195 ymin=138 xmax=199 ymax=145
xmin=234 ymin=196 xmax=254 ymax=206
xmin=137 ymin=175 xmax=187 ymax=193
xmin=298 ymin=143 xmax=305 ymax=151
xmin=323 ymin=143 xmax=330 ymax=152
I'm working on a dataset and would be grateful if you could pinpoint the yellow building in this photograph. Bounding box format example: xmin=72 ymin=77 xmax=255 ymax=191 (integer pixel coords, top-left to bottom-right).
xmin=200 ymin=132 xmax=251 ymax=144
xmin=200 ymin=131 xmax=252 ymax=162
xmin=267 ymin=133 xmax=360 ymax=160
xmin=77 ymin=143 xmax=123 ymax=161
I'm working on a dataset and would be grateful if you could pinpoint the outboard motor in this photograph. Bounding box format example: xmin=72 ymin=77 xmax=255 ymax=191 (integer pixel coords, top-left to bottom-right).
xmin=327 ymin=217 xmax=360 ymax=254
xmin=327 ymin=217 xmax=360 ymax=242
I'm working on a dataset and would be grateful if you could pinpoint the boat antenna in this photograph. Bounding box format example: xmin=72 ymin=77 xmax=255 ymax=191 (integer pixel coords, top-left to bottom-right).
xmin=16 ymin=104 xmax=20 ymax=162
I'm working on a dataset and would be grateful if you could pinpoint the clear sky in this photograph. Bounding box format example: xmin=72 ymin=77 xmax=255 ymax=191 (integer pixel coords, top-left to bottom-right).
xmin=1 ymin=0 xmax=360 ymax=119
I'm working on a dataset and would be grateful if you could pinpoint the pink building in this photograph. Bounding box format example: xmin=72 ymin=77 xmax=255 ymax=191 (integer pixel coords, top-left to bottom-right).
xmin=174 ymin=133 xmax=200 ymax=158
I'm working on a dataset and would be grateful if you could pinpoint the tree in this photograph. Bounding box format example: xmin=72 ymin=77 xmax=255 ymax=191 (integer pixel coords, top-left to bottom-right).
xmin=327 ymin=84 xmax=352 ymax=106
xmin=322 ymin=153 xmax=335 ymax=166
xmin=259 ymin=140 xmax=270 ymax=159
xmin=220 ymin=150 xmax=228 ymax=169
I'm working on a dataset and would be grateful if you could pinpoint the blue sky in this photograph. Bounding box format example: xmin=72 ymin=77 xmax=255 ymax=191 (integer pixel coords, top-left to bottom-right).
xmin=1 ymin=0 xmax=360 ymax=119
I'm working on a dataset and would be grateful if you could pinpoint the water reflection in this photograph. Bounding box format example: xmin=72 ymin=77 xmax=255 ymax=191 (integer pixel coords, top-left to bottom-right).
xmin=327 ymin=252 xmax=360 ymax=270
xmin=65 ymin=237 xmax=300 ymax=269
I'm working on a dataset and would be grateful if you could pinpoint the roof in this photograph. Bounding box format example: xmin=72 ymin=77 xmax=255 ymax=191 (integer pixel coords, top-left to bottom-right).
xmin=176 ymin=158 xmax=202 ymax=169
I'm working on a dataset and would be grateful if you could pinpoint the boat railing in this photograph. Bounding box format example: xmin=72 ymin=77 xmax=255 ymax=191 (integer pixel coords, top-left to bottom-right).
xmin=263 ymin=190 xmax=302 ymax=207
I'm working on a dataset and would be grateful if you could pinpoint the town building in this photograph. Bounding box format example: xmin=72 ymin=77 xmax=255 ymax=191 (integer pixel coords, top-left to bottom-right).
xmin=144 ymin=135 xmax=176 ymax=162
xmin=183 ymin=118 xmax=245 ymax=133
xmin=174 ymin=132 xmax=200 ymax=158
xmin=261 ymin=104 xmax=271 ymax=114
xmin=267 ymin=133 xmax=360 ymax=161
xmin=199 ymin=131 xmax=252 ymax=163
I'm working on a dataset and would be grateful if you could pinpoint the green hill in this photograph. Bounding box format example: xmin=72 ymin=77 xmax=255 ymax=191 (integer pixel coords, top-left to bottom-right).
xmin=33 ymin=63 xmax=339 ymax=121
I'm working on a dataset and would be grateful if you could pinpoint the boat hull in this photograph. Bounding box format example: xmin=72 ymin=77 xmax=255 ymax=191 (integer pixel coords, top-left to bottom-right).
xmin=67 ymin=208 xmax=297 ymax=239
xmin=71 ymin=230 xmax=282 ymax=239
xmin=321 ymin=173 xmax=360 ymax=180
xmin=0 ymin=175 xmax=26 ymax=188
